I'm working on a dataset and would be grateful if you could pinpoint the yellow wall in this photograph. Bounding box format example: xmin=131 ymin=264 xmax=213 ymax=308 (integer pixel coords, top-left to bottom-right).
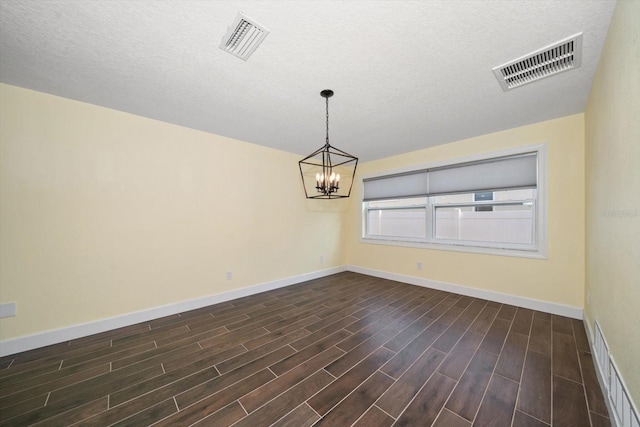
xmin=0 ymin=84 xmax=346 ymax=341
xmin=585 ymin=0 xmax=640 ymax=406
xmin=346 ymin=114 xmax=585 ymax=308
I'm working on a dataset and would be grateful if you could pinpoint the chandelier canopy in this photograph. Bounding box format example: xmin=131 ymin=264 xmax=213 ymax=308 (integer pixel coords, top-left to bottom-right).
xmin=298 ymin=90 xmax=358 ymax=199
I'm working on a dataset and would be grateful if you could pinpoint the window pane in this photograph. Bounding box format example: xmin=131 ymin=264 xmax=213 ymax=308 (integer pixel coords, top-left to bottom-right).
xmin=367 ymin=208 xmax=427 ymax=238
xmin=434 ymin=203 xmax=534 ymax=244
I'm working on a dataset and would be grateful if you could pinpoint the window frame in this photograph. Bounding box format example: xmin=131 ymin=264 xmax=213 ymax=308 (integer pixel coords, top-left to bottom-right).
xmin=360 ymin=144 xmax=548 ymax=259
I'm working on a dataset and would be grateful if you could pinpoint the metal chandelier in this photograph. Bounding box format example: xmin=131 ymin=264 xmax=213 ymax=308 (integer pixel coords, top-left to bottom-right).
xmin=298 ymin=90 xmax=358 ymax=199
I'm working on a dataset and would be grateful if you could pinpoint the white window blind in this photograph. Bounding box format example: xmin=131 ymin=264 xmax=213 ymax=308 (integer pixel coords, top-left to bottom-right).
xmin=363 ymin=171 xmax=428 ymax=201
xmin=363 ymin=153 xmax=537 ymax=200
xmin=428 ymin=153 xmax=537 ymax=195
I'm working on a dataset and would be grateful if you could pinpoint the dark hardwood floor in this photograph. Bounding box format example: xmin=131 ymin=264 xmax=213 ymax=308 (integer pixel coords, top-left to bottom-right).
xmin=0 ymin=272 xmax=610 ymax=426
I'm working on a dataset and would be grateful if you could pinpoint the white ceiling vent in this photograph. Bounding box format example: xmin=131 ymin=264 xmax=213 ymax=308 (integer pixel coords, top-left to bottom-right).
xmin=219 ymin=12 xmax=270 ymax=61
xmin=493 ymin=33 xmax=583 ymax=91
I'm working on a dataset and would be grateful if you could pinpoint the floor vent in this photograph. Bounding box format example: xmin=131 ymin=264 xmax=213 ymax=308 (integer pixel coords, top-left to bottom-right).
xmin=593 ymin=322 xmax=640 ymax=427
xmin=492 ymin=33 xmax=583 ymax=91
xmin=219 ymin=12 xmax=270 ymax=61
xmin=593 ymin=321 xmax=609 ymax=377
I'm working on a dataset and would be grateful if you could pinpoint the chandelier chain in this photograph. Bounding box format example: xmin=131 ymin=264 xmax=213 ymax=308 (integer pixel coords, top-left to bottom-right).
xmin=325 ymin=96 xmax=330 ymax=146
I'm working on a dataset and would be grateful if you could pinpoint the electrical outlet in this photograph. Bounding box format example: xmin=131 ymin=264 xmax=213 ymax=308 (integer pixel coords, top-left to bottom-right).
xmin=0 ymin=302 xmax=16 ymax=318
xmin=226 ymin=271 xmax=233 ymax=281
xmin=319 ymin=255 xmax=324 ymax=264
xmin=417 ymin=261 xmax=423 ymax=270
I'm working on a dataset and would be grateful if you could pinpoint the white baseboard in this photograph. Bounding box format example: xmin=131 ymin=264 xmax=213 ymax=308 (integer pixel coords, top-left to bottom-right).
xmin=0 ymin=266 xmax=346 ymax=357
xmin=0 ymin=265 xmax=583 ymax=357
xmin=346 ymin=265 xmax=583 ymax=319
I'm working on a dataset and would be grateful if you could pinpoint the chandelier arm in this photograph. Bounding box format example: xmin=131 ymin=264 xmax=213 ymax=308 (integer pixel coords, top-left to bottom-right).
xmin=299 ymin=146 xmax=329 ymax=162
xmin=329 ymin=158 xmax=357 ymax=168
xmin=326 ymin=146 xmax=358 ymax=158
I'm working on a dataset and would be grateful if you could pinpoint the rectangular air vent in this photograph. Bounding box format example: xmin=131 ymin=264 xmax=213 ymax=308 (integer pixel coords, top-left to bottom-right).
xmin=594 ymin=320 xmax=609 ymax=379
xmin=610 ymin=361 xmax=640 ymax=427
xmin=593 ymin=321 xmax=640 ymax=427
xmin=219 ymin=12 xmax=270 ymax=61
xmin=493 ymin=33 xmax=583 ymax=91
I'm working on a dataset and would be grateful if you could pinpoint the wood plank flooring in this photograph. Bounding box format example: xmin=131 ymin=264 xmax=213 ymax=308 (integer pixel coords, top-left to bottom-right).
xmin=0 ymin=272 xmax=611 ymax=426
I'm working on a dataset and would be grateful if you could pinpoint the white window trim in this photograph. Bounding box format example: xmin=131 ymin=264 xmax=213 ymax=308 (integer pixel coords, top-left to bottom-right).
xmin=359 ymin=143 xmax=548 ymax=259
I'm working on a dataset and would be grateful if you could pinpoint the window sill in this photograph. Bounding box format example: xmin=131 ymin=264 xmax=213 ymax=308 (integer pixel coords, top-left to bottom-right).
xmin=359 ymin=237 xmax=547 ymax=260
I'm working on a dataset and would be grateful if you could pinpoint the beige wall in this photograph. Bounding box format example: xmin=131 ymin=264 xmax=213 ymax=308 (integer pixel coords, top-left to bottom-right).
xmin=0 ymin=84 xmax=346 ymax=341
xmin=585 ymin=0 xmax=640 ymax=406
xmin=346 ymin=114 xmax=586 ymax=309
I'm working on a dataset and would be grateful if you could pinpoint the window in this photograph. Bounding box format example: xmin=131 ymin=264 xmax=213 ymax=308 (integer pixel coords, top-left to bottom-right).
xmin=366 ymin=197 xmax=427 ymax=240
xmin=362 ymin=146 xmax=546 ymax=257
xmin=432 ymin=189 xmax=536 ymax=248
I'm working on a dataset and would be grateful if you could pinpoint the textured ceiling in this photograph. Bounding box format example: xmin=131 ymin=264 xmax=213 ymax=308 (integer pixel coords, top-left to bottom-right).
xmin=0 ymin=0 xmax=616 ymax=162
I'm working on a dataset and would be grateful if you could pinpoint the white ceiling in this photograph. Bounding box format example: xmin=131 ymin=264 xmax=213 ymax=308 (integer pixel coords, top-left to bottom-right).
xmin=0 ymin=0 xmax=616 ymax=162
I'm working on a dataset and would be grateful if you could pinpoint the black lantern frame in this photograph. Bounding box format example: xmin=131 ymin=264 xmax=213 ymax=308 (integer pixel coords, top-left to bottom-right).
xmin=298 ymin=90 xmax=358 ymax=199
